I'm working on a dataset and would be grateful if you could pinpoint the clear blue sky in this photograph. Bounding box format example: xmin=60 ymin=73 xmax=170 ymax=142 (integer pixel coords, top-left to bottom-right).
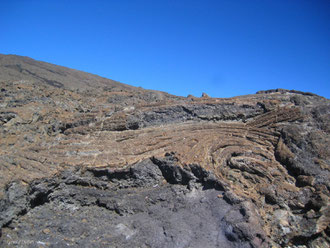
xmin=1 ymin=0 xmax=330 ymax=98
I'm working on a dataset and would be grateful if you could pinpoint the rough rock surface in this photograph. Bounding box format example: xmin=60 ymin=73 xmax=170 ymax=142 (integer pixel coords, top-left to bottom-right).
xmin=0 ymin=54 xmax=329 ymax=247
xmin=0 ymin=157 xmax=268 ymax=248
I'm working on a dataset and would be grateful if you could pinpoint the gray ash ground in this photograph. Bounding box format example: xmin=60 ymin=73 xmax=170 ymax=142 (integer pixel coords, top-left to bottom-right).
xmin=0 ymin=156 xmax=267 ymax=248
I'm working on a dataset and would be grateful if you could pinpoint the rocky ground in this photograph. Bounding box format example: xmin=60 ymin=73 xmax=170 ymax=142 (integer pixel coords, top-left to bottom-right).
xmin=0 ymin=54 xmax=329 ymax=247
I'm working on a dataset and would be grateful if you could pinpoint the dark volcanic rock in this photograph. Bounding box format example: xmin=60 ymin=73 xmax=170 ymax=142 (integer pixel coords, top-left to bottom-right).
xmin=0 ymin=159 xmax=268 ymax=248
xmin=127 ymin=102 xmax=264 ymax=129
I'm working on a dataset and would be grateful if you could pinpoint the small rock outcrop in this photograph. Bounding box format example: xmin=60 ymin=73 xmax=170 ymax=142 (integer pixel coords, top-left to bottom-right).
xmin=201 ymin=92 xmax=210 ymax=98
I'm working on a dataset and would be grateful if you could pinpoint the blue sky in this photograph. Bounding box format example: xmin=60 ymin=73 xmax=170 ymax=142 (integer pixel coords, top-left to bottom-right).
xmin=1 ymin=0 xmax=330 ymax=98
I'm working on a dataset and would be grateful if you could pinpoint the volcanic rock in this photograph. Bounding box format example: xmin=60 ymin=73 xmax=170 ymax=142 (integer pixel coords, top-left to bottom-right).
xmin=0 ymin=54 xmax=329 ymax=247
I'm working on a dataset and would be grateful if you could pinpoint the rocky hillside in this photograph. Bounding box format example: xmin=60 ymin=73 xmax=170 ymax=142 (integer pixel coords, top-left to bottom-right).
xmin=0 ymin=54 xmax=329 ymax=247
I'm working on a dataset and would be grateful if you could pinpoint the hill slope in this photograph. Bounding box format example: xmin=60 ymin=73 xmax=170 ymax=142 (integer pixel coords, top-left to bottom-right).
xmin=0 ymin=54 xmax=135 ymax=91
xmin=0 ymin=54 xmax=329 ymax=247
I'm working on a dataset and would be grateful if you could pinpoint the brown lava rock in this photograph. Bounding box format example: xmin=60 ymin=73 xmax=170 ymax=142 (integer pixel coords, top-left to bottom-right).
xmin=0 ymin=54 xmax=329 ymax=247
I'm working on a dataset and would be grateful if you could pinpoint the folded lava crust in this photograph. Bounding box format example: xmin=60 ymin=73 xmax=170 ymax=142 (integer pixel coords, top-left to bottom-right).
xmin=0 ymin=54 xmax=329 ymax=248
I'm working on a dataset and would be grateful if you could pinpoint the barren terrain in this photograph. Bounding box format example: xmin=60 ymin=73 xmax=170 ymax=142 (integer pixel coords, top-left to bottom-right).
xmin=0 ymin=54 xmax=329 ymax=247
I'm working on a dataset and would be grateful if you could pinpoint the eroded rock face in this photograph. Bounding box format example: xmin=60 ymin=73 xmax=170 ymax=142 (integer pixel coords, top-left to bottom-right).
xmin=0 ymin=54 xmax=329 ymax=247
